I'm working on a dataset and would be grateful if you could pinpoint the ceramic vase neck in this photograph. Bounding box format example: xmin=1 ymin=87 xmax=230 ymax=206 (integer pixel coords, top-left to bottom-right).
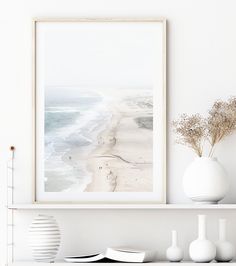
xmin=171 ymin=230 xmax=178 ymax=247
xmin=219 ymin=219 xmax=226 ymax=241
xmin=198 ymin=215 xmax=206 ymax=240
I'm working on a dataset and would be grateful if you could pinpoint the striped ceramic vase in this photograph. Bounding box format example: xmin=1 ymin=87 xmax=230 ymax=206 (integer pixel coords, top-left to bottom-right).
xmin=29 ymin=214 xmax=61 ymax=262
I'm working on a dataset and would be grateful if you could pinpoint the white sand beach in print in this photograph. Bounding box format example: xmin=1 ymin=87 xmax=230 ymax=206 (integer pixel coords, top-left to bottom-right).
xmin=44 ymin=87 xmax=153 ymax=192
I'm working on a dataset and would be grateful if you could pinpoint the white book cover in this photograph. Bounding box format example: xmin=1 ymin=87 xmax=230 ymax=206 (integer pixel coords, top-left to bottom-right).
xmin=106 ymin=247 xmax=157 ymax=262
xmin=64 ymin=247 xmax=157 ymax=263
xmin=64 ymin=253 xmax=106 ymax=263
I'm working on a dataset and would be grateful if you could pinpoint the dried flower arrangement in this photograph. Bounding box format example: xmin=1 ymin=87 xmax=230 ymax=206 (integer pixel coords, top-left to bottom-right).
xmin=172 ymin=97 xmax=236 ymax=157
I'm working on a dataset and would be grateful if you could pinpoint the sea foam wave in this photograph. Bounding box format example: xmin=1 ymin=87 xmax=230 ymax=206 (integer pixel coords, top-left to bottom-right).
xmin=44 ymin=95 xmax=111 ymax=192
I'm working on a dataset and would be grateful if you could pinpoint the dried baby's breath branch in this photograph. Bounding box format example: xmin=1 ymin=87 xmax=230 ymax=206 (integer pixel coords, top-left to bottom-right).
xmin=172 ymin=114 xmax=206 ymax=157
xmin=207 ymin=97 xmax=236 ymax=156
xmin=173 ymin=96 xmax=236 ymax=157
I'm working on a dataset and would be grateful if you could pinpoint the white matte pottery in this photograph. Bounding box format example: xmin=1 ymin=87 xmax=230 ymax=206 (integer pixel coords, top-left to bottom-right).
xmin=183 ymin=157 xmax=228 ymax=204
xmin=29 ymin=215 xmax=61 ymax=262
xmin=215 ymin=219 xmax=235 ymax=262
xmin=166 ymin=230 xmax=183 ymax=262
xmin=189 ymin=215 xmax=216 ymax=263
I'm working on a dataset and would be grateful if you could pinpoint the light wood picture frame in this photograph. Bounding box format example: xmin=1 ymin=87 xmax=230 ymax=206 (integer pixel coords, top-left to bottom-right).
xmin=33 ymin=18 xmax=166 ymax=204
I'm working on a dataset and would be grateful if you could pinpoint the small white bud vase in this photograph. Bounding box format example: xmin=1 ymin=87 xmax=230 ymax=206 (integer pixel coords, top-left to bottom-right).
xmin=183 ymin=157 xmax=228 ymax=204
xmin=189 ymin=215 xmax=216 ymax=263
xmin=29 ymin=215 xmax=61 ymax=262
xmin=166 ymin=230 xmax=183 ymax=262
xmin=215 ymin=219 xmax=235 ymax=262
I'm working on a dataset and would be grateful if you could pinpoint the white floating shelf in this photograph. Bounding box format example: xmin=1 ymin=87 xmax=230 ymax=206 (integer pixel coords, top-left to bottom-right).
xmin=7 ymin=203 xmax=236 ymax=210
xmin=7 ymin=261 xmax=236 ymax=266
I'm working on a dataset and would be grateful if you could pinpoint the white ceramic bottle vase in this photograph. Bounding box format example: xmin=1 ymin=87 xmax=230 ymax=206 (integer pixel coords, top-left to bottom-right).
xmin=166 ymin=230 xmax=183 ymax=262
xmin=29 ymin=215 xmax=61 ymax=262
xmin=215 ymin=219 xmax=235 ymax=262
xmin=189 ymin=215 xmax=216 ymax=262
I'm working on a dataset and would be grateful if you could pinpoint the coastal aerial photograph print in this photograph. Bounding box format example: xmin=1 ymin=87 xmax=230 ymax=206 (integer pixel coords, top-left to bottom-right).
xmin=35 ymin=20 xmax=165 ymax=203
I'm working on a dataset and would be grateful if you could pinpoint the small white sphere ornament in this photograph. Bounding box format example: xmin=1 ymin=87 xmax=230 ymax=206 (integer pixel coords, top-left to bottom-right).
xmin=215 ymin=219 xmax=235 ymax=262
xmin=183 ymin=157 xmax=229 ymax=204
xmin=166 ymin=230 xmax=183 ymax=262
xmin=189 ymin=215 xmax=216 ymax=263
xmin=29 ymin=214 xmax=61 ymax=262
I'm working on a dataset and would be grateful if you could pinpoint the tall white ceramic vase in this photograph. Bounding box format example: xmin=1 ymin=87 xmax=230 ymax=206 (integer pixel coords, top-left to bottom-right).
xmin=166 ymin=230 xmax=183 ymax=262
xmin=183 ymin=157 xmax=228 ymax=204
xmin=215 ymin=219 xmax=235 ymax=262
xmin=189 ymin=215 xmax=216 ymax=262
xmin=29 ymin=215 xmax=61 ymax=262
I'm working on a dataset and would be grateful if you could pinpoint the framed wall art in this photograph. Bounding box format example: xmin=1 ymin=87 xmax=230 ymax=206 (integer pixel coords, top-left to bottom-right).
xmin=33 ymin=18 xmax=166 ymax=204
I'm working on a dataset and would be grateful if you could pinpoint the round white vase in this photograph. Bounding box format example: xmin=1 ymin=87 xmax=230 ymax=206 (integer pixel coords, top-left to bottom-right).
xmin=189 ymin=215 xmax=216 ymax=263
xmin=183 ymin=157 xmax=228 ymax=204
xmin=166 ymin=230 xmax=183 ymax=262
xmin=29 ymin=215 xmax=61 ymax=262
xmin=215 ymin=219 xmax=235 ymax=262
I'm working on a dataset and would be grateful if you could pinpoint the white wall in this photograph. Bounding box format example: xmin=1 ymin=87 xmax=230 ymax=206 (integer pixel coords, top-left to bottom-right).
xmin=1 ymin=0 xmax=236 ymax=263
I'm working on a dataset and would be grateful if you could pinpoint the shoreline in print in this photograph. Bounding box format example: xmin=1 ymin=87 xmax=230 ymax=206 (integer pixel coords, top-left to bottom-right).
xmin=44 ymin=87 xmax=153 ymax=192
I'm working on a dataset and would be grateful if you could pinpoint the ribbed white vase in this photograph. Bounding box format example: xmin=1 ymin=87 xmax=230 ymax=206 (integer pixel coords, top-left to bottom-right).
xmin=29 ymin=215 xmax=61 ymax=262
